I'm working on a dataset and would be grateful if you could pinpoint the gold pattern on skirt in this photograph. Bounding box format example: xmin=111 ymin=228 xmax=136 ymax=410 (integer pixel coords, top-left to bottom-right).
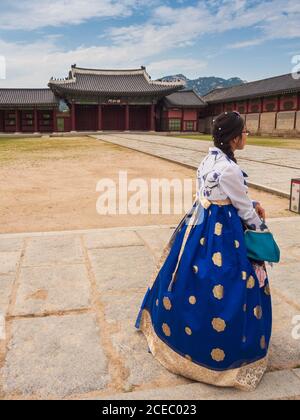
xmin=189 ymin=296 xmax=197 ymax=305
xmin=235 ymin=240 xmax=240 ymax=248
xmin=264 ymin=284 xmax=271 ymax=296
xmin=156 ymin=299 xmax=159 ymax=307
xmin=185 ymin=327 xmax=192 ymax=336
xmin=212 ymin=318 xmax=226 ymax=333
xmin=200 ymin=237 xmax=206 ymax=246
xmin=162 ymin=323 xmax=171 ymax=337
xmin=192 ymin=265 xmax=199 ymax=274
xmin=139 ymin=309 xmax=269 ymax=391
xmin=213 ymin=285 xmax=224 ymax=300
xmin=247 ymin=276 xmax=255 ymax=289
xmin=212 ymin=252 xmax=222 ymax=267
xmin=214 ymin=223 xmax=223 ymax=236
xmin=260 ymin=336 xmax=266 ymax=350
xmin=242 ymin=271 xmax=247 ymax=281
xmin=163 ymin=297 xmax=172 ymax=311
xmin=211 ymin=348 xmax=226 ymax=362
xmin=254 ymin=306 xmax=263 ymax=320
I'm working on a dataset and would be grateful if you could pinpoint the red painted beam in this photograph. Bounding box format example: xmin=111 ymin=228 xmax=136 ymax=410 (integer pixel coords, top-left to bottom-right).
xmin=34 ymin=108 xmax=38 ymax=132
xmin=125 ymin=104 xmax=129 ymax=131
xmin=53 ymin=109 xmax=57 ymax=132
xmin=150 ymin=104 xmax=155 ymax=131
xmin=71 ymin=102 xmax=76 ymax=131
xmin=15 ymin=109 xmax=20 ymax=132
xmin=97 ymin=104 xmax=102 ymax=131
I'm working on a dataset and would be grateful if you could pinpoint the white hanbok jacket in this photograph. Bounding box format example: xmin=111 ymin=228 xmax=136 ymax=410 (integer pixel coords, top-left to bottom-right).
xmin=196 ymin=146 xmax=268 ymax=231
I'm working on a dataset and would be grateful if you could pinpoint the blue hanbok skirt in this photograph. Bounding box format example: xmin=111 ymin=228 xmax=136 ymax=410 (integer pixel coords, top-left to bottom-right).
xmin=135 ymin=198 xmax=272 ymax=391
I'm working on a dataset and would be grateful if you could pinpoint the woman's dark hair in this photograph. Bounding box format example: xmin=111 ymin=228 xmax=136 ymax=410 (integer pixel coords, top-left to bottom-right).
xmin=212 ymin=111 xmax=245 ymax=163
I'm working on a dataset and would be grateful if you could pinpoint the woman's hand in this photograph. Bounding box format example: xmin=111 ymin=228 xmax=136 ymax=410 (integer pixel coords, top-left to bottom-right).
xmin=255 ymin=203 xmax=266 ymax=221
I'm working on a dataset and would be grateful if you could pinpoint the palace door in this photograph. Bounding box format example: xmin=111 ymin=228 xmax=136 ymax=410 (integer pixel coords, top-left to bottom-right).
xmin=75 ymin=105 xmax=98 ymax=131
xmin=102 ymin=105 xmax=125 ymax=131
xmin=129 ymin=106 xmax=150 ymax=131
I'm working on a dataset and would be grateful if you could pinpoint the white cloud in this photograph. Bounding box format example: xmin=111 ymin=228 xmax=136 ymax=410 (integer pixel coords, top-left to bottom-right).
xmin=0 ymin=0 xmax=147 ymax=30
xmin=0 ymin=0 xmax=300 ymax=86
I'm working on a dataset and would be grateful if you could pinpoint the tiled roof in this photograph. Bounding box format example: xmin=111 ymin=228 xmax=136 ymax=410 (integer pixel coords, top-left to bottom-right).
xmin=203 ymin=73 xmax=300 ymax=103
xmin=163 ymin=89 xmax=207 ymax=107
xmin=0 ymin=89 xmax=59 ymax=107
xmin=48 ymin=65 xmax=186 ymax=97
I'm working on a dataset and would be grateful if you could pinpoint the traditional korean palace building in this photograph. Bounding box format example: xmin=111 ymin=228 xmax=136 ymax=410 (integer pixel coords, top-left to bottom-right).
xmin=202 ymin=73 xmax=300 ymax=136
xmin=0 ymin=65 xmax=300 ymax=136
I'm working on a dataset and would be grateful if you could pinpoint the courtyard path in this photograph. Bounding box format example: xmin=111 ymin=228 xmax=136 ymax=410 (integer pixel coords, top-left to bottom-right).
xmin=0 ymin=217 xmax=299 ymax=400
xmin=91 ymin=134 xmax=300 ymax=198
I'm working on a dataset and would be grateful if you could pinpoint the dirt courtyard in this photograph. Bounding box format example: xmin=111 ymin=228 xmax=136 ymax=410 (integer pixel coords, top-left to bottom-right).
xmin=0 ymin=136 xmax=292 ymax=234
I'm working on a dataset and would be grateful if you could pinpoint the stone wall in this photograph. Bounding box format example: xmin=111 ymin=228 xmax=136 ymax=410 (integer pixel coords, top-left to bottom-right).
xmin=276 ymin=111 xmax=296 ymax=132
xmin=245 ymin=113 xmax=260 ymax=134
xmin=259 ymin=112 xmax=277 ymax=134
xmin=198 ymin=119 xmax=206 ymax=133
xmin=296 ymin=111 xmax=300 ymax=133
xmin=201 ymin=111 xmax=300 ymax=136
xmin=204 ymin=116 xmax=213 ymax=134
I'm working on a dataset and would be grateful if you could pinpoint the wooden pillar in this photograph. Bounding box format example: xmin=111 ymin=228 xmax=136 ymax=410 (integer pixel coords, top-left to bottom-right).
xmin=150 ymin=104 xmax=155 ymax=131
xmin=125 ymin=104 xmax=129 ymax=131
xmin=260 ymin=98 xmax=263 ymax=114
xmin=275 ymin=96 xmax=281 ymax=130
xmin=97 ymin=104 xmax=102 ymax=131
xmin=53 ymin=109 xmax=57 ymax=132
xmin=15 ymin=110 xmax=20 ymax=132
xmin=71 ymin=102 xmax=76 ymax=131
xmin=277 ymin=95 xmax=281 ymax=112
xmin=34 ymin=108 xmax=38 ymax=133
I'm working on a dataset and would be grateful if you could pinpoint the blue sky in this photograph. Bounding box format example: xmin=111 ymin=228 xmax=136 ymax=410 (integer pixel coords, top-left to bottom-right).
xmin=0 ymin=0 xmax=299 ymax=87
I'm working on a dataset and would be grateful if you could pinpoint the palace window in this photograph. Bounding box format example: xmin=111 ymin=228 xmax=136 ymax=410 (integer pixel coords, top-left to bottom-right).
xmin=184 ymin=121 xmax=196 ymax=131
xmin=283 ymin=101 xmax=294 ymax=111
xmin=265 ymin=103 xmax=276 ymax=112
xmin=250 ymin=104 xmax=260 ymax=113
xmin=169 ymin=118 xmax=181 ymax=131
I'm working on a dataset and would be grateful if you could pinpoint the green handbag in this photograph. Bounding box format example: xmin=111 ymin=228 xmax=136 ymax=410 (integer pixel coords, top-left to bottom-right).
xmin=244 ymin=229 xmax=280 ymax=263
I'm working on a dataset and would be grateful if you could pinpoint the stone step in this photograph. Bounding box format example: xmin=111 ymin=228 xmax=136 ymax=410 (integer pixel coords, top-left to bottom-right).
xmin=95 ymin=369 xmax=300 ymax=400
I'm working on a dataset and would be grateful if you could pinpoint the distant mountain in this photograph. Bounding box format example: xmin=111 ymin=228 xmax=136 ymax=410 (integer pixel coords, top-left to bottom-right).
xmin=159 ymin=74 xmax=246 ymax=96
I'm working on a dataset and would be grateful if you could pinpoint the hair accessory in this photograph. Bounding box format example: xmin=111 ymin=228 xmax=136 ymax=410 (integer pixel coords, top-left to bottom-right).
xmin=220 ymin=142 xmax=224 ymax=145
xmin=219 ymin=127 xmax=222 ymax=131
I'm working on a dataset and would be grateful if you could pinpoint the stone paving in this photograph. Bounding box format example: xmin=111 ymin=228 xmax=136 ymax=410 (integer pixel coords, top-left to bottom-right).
xmin=91 ymin=134 xmax=300 ymax=197
xmin=0 ymin=217 xmax=299 ymax=400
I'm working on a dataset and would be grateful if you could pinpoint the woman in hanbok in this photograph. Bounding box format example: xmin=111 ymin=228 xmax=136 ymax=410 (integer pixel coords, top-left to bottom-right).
xmin=135 ymin=111 xmax=272 ymax=391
